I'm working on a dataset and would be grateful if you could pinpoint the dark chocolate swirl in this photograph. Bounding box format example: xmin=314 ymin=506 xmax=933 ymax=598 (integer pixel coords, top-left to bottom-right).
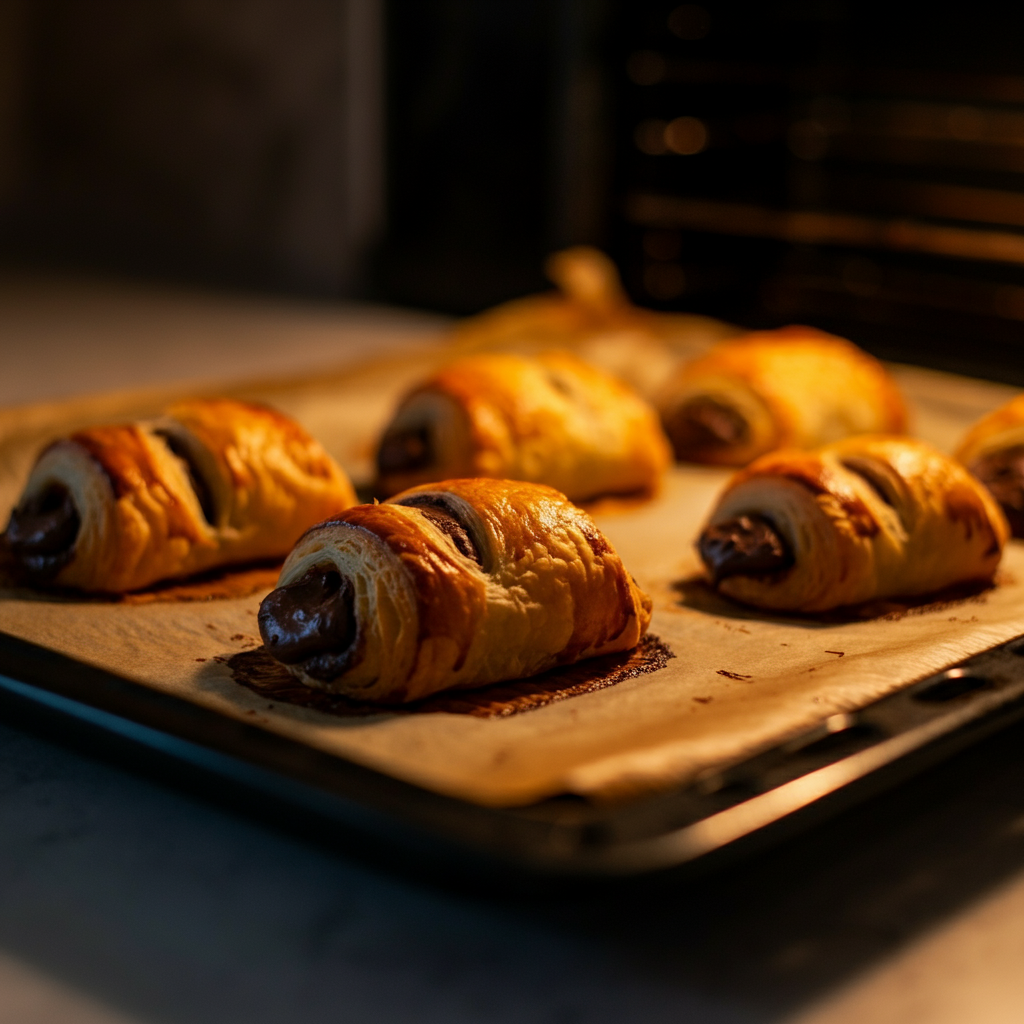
xmin=258 ymin=566 xmax=358 ymax=682
xmin=395 ymin=494 xmax=484 ymax=566
xmin=664 ymin=396 xmax=749 ymax=462
xmin=969 ymin=445 xmax=1024 ymax=539
xmin=699 ymin=514 xmax=794 ymax=584
xmin=154 ymin=430 xmax=216 ymax=525
xmin=5 ymin=485 xmax=81 ymax=576
xmin=377 ymin=425 xmax=433 ymax=478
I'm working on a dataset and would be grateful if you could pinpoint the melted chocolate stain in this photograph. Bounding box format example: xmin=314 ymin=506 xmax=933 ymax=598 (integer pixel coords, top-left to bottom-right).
xmin=377 ymin=425 xmax=433 ymax=477
xmin=397 ymin=495 xmax=483 ymax=566
xmin=257 ymin=566 xmax=358 ymax=681
xmin=970 ymin=445 xmax=1024 ymax=538
xmin=5 ymin=485 xmax=81 ymax=575
xmin=664 ymin=396 xmax=749 ymax=461
xmin=229 ymin=634 xmax=675 ymax=719
xmin=699 ymin=514 xmax=794 ymax=584
xmin=155 ymin=430 xmax=216 ymax=524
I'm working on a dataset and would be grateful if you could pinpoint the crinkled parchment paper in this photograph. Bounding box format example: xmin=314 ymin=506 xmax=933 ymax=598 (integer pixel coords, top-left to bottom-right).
xmin=0 ymin=358 xmax=1021 ymax=806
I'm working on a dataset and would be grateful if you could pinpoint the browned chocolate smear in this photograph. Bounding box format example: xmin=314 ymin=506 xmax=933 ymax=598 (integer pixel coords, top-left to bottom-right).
xmin=969 ymin=445 xmax=1024 ymax=538
xmin=664 ymin=396 xmax=749 ymax=461
xmin=0 ymin=560 xmax=282 ymax=604
xmin=699 ymin=515 xmax=794 ymax=584
xmin=673 ymin=573 xmax=996 ymax=624
xmin=5 ymin=485 xmax=81 ymax=577
xmin=108 ymin=565 xmax=282 ymax=602
xmin=228 ymin=634 xmax=674 ymax=719
xmin=119 ymin=563 xmax=282 ymax=604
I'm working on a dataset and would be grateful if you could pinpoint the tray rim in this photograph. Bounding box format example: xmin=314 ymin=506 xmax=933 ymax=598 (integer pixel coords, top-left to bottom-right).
xmin=3 ymin=627 xmax=1024 ymax=881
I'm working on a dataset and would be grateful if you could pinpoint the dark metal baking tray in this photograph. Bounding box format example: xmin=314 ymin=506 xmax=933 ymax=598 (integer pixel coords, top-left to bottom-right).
xmin=1 ymin=627 xmax=1024 ymax=884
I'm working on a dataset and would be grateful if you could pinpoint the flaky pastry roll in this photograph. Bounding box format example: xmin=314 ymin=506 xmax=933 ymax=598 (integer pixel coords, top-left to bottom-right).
xmin=955 ymin=393 xmax=1024 ymax=537
xmin=657 ymin=326 xmax=908 ymax=466
xmin=449 ymin=246 xmax=737 ymax=398
xmin=697 ymin=436 xmax=1007 ymax=613
xmin=4 ymin=399 xmax=356 ymax=593
xmin=375 ymin=350 xmax=671 ymax=501
xmin=257 ymin=478 xmax=652 ymax=702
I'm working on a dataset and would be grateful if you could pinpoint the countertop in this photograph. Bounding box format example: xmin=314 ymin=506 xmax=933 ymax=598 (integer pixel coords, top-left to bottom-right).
xmin=0 ymin=272 xmax=1023 ymax=1024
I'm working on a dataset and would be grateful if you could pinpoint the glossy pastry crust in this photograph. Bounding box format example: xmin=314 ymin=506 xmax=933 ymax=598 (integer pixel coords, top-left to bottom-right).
xmin=699 ymin=436 xmax=1008 ymax=612
xmin=447 ymin=246 xmax=738 ymax=399
xmin=5 ymin=399 xmax=356 ymax=592
xmin=955 ymin=393 xmax=1024 ymax=537
xmin=258 ymin=478 xmax=653 ymax=702
xmin=376 ymin=350 xmax=671 ymax=501
xmin=657 ymin=326 xmax=908 ymax=466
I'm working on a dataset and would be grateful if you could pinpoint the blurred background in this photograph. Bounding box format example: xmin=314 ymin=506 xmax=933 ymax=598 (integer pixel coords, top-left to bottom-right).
xmin=4 ymin=1 xmax=1024 ymax=381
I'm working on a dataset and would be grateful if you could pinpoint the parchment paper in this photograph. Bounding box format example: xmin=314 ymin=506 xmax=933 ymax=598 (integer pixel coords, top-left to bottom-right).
xmin=0 ymin=357 xmax=1021 ymax=807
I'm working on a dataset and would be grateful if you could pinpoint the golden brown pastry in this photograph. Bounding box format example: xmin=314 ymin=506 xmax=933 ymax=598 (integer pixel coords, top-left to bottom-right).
xmin=657 ymin=326 xmax=908 ymax=465
xmin=375 ymin=350 xmax=671 ymax=501
xmin=4 ymin=399 xmax=356 ymax=593
xmin=955 ymin=393 xmax=1024 ymax=537
xmin=448 ymin=246 xmax=738 ymax=398
xmin=257 ymin=478 xmax=652 ymax=702
xmin=697 ymin=436 xmax=1007 ymax=613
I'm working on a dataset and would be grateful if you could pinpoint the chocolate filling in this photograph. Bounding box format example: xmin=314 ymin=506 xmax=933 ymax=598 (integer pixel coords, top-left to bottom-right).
xmin=699 ymin=514 xmax=794 ymax=584
xmin=377 ymin=425 xmax=433 ymax=477
xmin=969 ymin=445 xmax=1024 ymax=538
xmin=841 ymin=460 xmax=897 ymax=509
xmin=397 ymin=495 xmax=483 ymax=566
xmin=664 ymin=396 xmax=749 ymax=461
xmin=155 ymin=430 xmax=216 ymax=525
xmin=258 ymin=566 xmax=358 ymax=681
xmin=5 ymin=484 xmax=81 ymax=575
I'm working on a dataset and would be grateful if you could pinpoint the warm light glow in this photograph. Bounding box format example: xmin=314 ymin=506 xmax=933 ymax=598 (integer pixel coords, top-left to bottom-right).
xmin=665 ymin=116 xmax=707 ymax=155
xmin=947 ymin=104 xmax=985 ymax=141
xmin=635 ymin=119 xmax=669 ymax=155
xmin=628 ymin=192 xmax=1024 ymax=268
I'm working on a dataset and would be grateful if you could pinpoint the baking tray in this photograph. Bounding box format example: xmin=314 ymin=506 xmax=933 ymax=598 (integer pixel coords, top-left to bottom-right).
xmin=3 ymin=623 xmax=1024 ymax=884
xmin=2 ymin=346 xmax=1023 ymax=880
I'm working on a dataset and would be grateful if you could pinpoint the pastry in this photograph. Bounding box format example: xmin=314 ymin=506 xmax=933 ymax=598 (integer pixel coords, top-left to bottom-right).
xmin=955 ymin=393 xmax=1024 ymax=537
xmin=697 ymin=435 xmax=1007 ymax=612
xmin=657 ymin=326 xmax=908 ymax=465
xmin=4 ymin=398 xmax=356 ymax=592
xmin=448 ymin=246 xmax=738 ymax=399
xmin=375 ymin=350 xmax=672 ymax=501
xmin=257 ymin=478 xmax=652 ymax=702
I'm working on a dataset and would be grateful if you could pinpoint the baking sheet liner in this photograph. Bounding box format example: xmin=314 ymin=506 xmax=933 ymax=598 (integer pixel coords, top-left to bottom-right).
xmin=0 ymin=355 xmax=1021 ymax=807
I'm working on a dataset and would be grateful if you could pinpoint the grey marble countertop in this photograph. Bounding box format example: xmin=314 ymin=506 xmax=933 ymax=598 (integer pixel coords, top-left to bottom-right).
xmin=1 ymin=273 xmax=1023 ymax=1024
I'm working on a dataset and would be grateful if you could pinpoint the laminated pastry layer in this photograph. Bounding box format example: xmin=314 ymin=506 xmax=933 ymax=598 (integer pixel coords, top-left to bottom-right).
xmin=955 ymin=392 xmax=1024 ymax=538
xmin=4 ymin=398 xmax=356 ymax=592
xmin=375 ymin=350 xmax=671 ymax=501
xmin=657 ymin=326 xmax=908 ymax=466
xmin=698 ymin=435 xmax=1008 ymax=612
xmin=257 ymin=478 xmax=653 ymax=702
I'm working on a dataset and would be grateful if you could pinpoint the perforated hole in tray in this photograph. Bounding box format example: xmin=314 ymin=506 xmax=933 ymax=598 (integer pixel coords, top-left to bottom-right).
xmin=785 ymin=722 xmax=883 ymax=758
xmin=913 ymin=669 xmax=993 ymax=703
